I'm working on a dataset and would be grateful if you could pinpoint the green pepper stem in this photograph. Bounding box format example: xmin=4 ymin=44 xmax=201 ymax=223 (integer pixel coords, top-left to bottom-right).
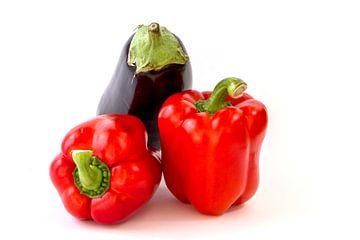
xmin=195 ymin=77 xmax=247 ymax=114
xmin=72 ymin=150 xmax=103 ymax=190
xmin=72 ymin=150 xmax=110 ymax=198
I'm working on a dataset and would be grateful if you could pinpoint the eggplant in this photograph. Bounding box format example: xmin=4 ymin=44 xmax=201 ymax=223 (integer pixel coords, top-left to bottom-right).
xmin=97 ymin=23 xmax=192 ymax=151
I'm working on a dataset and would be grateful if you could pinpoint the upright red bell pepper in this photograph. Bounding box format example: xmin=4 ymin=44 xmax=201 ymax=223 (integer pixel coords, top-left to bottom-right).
xmin=158 ymin=77 xmax=267 ymax=215
xmin=50 ymin=114 xmax=161 ymax=224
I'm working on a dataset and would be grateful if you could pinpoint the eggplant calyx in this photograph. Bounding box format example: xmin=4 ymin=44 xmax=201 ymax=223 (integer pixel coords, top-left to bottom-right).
xmin=128 ymin=22 xmax=188 ymax=73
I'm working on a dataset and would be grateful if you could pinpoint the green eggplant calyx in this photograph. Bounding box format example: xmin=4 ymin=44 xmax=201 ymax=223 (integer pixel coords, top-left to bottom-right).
xmin=128 ymin=22 xmax=188 ymax=73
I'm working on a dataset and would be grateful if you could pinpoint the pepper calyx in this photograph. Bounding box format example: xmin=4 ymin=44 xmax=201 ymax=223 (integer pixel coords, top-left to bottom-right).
xmin=72 ymin=150 xmax=110 ymax=198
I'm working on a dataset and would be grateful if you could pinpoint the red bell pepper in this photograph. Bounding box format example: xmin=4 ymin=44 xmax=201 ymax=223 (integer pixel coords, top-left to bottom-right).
xmin=50 ymin=114 xmax=161 ymax=224
xmin=158 ymin=77 xmax=267 ymax=215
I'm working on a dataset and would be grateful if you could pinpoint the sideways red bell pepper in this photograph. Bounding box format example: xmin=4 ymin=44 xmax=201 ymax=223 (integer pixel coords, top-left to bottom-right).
xmin=158 ymin=77 xmax=267 ymax=215
xmin=50 ymin=114 xmax=161 ymax=224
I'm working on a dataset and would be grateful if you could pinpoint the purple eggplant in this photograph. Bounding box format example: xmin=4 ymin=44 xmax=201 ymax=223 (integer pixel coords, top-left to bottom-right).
xmin=97 ymin=23 xmax=192 ymax=151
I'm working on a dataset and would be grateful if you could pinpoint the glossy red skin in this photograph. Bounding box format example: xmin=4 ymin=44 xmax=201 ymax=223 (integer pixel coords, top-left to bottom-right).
xmin=50 ymin=114 xmax=162 ymax=224
xmin=158 ymin=91 xmax=267 ymax=215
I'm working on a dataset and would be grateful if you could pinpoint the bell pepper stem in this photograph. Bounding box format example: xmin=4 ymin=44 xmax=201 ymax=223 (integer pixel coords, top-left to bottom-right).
xmin=72 ymin=150 xmax=110 ymax=198
xmin=72 ymin=150 xmax=102 ymax=190
xmin=195 ymin=77 xmax=247 ymax=114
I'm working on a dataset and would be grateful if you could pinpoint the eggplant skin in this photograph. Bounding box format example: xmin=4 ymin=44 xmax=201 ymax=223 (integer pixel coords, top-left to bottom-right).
xmin=97 ymin=35 xmax=192 ymax=151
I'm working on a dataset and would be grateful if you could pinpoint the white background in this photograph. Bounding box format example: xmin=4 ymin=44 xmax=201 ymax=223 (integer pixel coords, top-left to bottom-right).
xmin=1 ymin=0 xmax=359 ymax=239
